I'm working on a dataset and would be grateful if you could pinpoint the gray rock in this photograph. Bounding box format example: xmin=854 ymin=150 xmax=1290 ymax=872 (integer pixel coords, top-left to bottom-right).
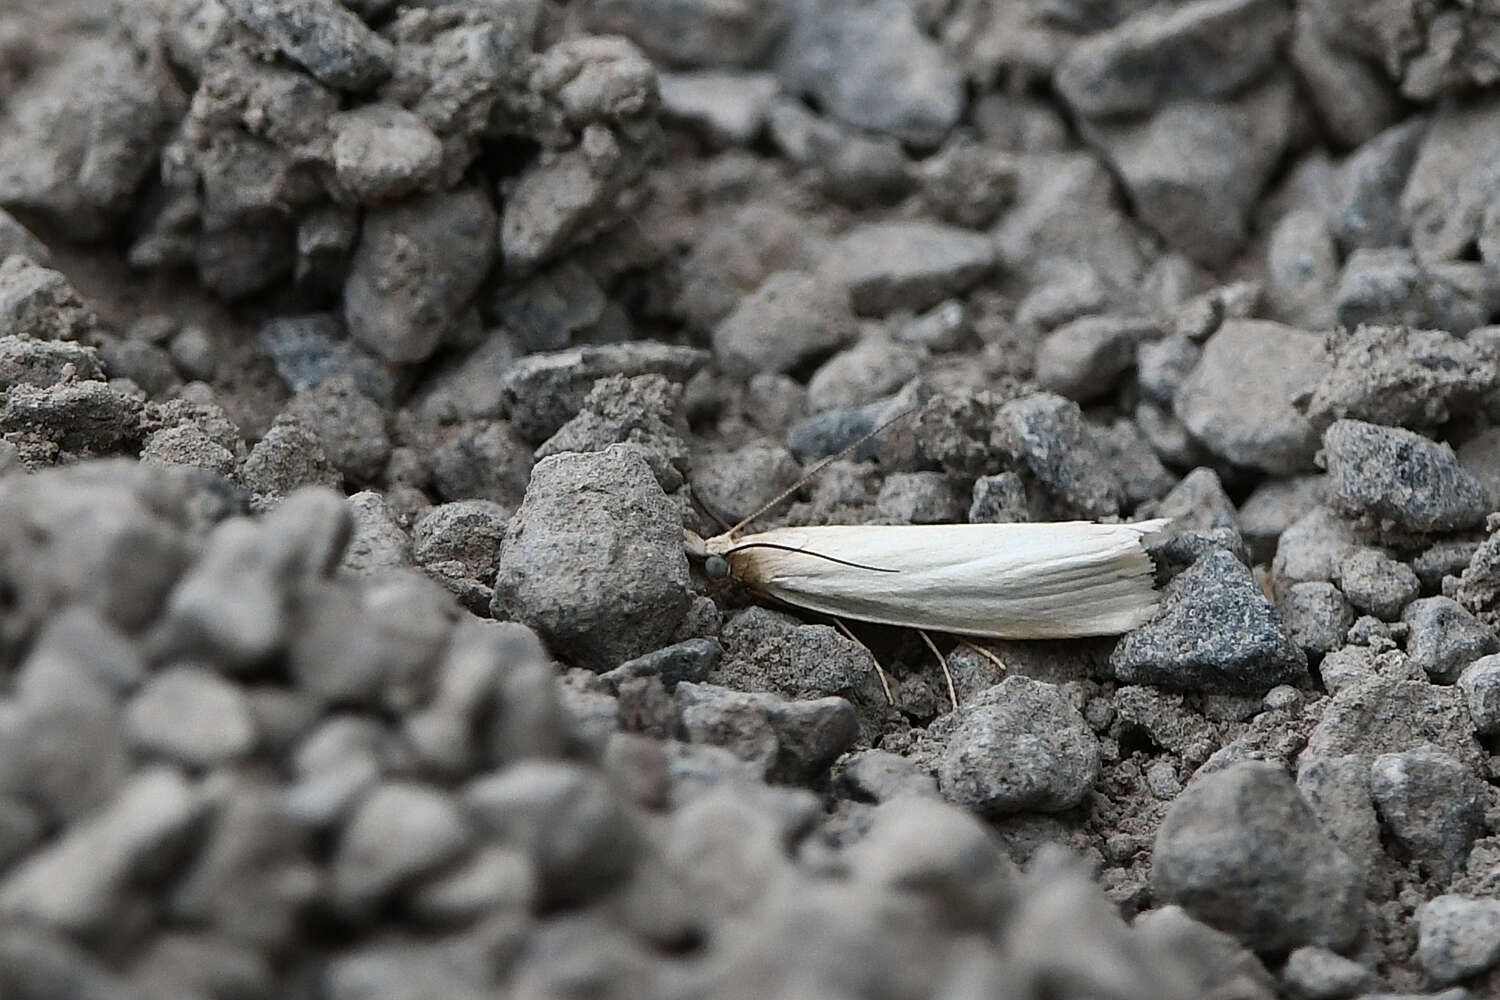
xmin=773 ymin=0 xmax=962 ymax=147
xmin=1054 ymin=0 xmax=1290 ymax=118
xmin=1303 ymin=325 xmax=1496 ymax=433
xmin=257 ymin=313 xmax=399 ymax=406
xmin=493 ymin=447 xmax=690 ymax=670
xmin=969 ymin=472 xmax=1029 ymax=524
xmin=127 ymin=932 xmax=277 ymax=1000
xmin=341 ymin=491 xmax=413 ymax=576
xmin=0 ymin=337 xmax=103 ymax=390
xmin=676 ymin=681 xmax=858 ymax=782
xmin=1369 ymin=747 xmax=1485 ymax=883
xmin=0 ymin=257 xmax=96 ymax=342
xmin=1079 ymin=77 xmax=1293 ymax=267
xmin=1148 ymin=466 xmax=1241 ymax=536
xmin=806 ymin=337 xmax=922 ymax=412
xmin=1337 ymin=548 xmax=1420 ymax=621
xmin=1457 ymin=654 xmax=1500 ymax=735
xmin=0 ymin=379 xmax=144 ymax=456
xmin=1151 ymin=761 xmax=1364 ymax=952
xmin=333 ymin=782 xmax=472 ymax=910
xmin=600 ymin=637 xmax=721 ymax=692
xmin=169 ymin=778 xmax=320 ymax=950
xmin=286 ymin=716 xmax=388 ymax=828
xmin=1322 ymin=420 xmax=1491 ymax=534
xmin=1267 ymin=209 xmax=1338 ymax=329
xmin=536 ymin=373 xmax=689 ymax=491
xmin=0 ymin=208 xmax=49 ymax=265
xmin=876 ymin=471 xmax=964 ymax=524
xmin=97 ymin=337 xmax=180 ymax=396
xmin=659 ymin=71 xmax=781 ymax=145
xmin=1402 ymin=597 xmax=1499 ymax=683
xmin=690 ymin=441 xmax=802 ymax=526
xmin=1281 ymin=945 xmax=1373 ymax=1000
xmin=0 ymin=767 xmax=203 ymax=935
xmin=716 ymin=606 xmax=886 ymax=708
xmin=1280 ymin=582 xmax=1355 ymax=658
xmin=1306 ymin=675 xmax=1483 ymax=775
xmin=1133 ymin=905 xmax=1278 ymax=1000
xmin=1175 ymin=319 xmax=1326 ymax=474
xmin=712 ymin=270 xmax=857 ymax=376
xmin=490 ymin=260 xmax=607 ymax=354
xmin=1296 ymin=755 xmax=1383 ymax=884
xmin=1330 ymin=116 xmax=1428 ymax=252
xmin=412 ymin=500 xmax=510 ymax=613
xmin=837 ymin=748 xmax=939 ymax=802
xmin=408 ymin=844 xmax=536 ymax=925
xmin=998 ymin=392 xmax=1124 ymax=519
xmin=1288 ymin=7 xmax=1401 ymax=150
xmin=1401 ymin=97 xmax=1500 ymax=264
xmin=344 ymin=185 xmax=498 ymax=364
xmin=1112 ymin=549 xmax=1308 ymax=694
xmin=766 ymin=99 xmax=914 ymax=206
xmin=1334 ymin=249 xmax=1492 ymax=335
xmin=583 ymin=0 xmax=788 ymax=67
xmin=281 ymin=375 xmax=391 ymax=484
xmin=0 ymin=925 xmax=141 ymax=1000
xmin=464 ymin=760 xmax=638 ymax=907
xmin=1416 ymin=894 xmax=1500 ymax=986
xmin=1137 ymin=334 xmax=1201 ymax=404
xmin=329 ymin=104 xmax=443 ymax=203
xmin=1272 ymin=505 xmax=1358 ymax=595
xmin=430 ymin=420 xmax=535 ymax=507
xmin=221 ymin=0 xmax=394 ymax=91
xmin=241 ymin=417 xmax=343 ymax=507
xmin=125 ymin=667 xmax=257 ymax=768
xmin=834 ymin=220 xmax=994 ymax=315
xmin=1034 ymin=315 xmax=1158 ymax=401
xmin=499 ymin=342 xmax=708 ymax=443
xmin=1240 ymin=475 xmax=1326 ymax=564
xmin=937 ymin=676 xmax=1100 ymax=816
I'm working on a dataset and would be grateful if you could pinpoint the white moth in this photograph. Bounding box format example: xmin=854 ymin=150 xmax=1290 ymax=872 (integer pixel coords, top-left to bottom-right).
xmin=683 ymin=518 xmax=1168 ymax=640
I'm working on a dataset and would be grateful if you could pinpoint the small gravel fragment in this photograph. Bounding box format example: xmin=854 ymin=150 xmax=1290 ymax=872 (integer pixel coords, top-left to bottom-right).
xmin=1457 ymin=654 xmax=1500 ymax=735
xmin=1034 ymin=315 xmax=1158 ymax=402
xmin=1416 ymin=894 xmax=1500 ymax=986
xmin=220 ymin=0 xmax=395 ymax=91
xmin=1151 ymin=761 xmax=1364 ymax=953
xmin=834 ymin=220 xmax=994 ymax=315
xmin=1281 ymin=945 xmax=1373 ymax=1000
xmin=1322 ymin=420 xmax=1490 ymax=534
xmin=999 ymin=392 xmax=1124 ymax=519
xmin=1337 ymin=548 xmax=1421 ymax=621
xmin=1402 ymin=597 xmax=1500 ymax=683
xmin=1112 ymin=549 xmax=1308 ymax=694
xmin=937 ymin=676 xmax=1101 ymax=816
xmin=711 ymin=270 xmax=857 ymax=376
xmin=1369 ymin=748 xmax=1486 ymax=883
xmin=125 ymin=666 xmax=257 ymax=767
xmin=1280 ymin=582 xmax=1355 ymax=658
xmin=969 ymin=472 xmax=1029 ymax=523
xmin=333 ymin=782 xmax=472 ymax=911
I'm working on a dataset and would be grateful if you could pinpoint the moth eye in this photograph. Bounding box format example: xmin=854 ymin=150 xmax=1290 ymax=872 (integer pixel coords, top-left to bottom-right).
xmin=704 ymin=555 xmax=731 ymax=581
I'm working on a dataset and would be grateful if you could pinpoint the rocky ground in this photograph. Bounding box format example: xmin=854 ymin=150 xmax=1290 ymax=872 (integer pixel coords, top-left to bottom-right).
xmin=0 ymin=0 xmax=1499 ymax=997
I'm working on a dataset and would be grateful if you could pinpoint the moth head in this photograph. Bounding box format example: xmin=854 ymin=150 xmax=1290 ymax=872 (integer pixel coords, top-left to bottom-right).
xmin=704 ymin=554 xmax=731 ymax=581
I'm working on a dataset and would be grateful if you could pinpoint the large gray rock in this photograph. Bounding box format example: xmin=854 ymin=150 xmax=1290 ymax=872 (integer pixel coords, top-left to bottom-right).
xmin=492 ymin=446 xmax=691 ymax=670
xmin=1112 ymin=549 xmax=1308 ymax=694
xmin=1322 ymin=420 xmax=1491 ymax=533
xmin=1151 ymin=761 xmax=1365 ymax=953
xmin=937 ymin=676 xmax=1100 ymax=816
xmin=1175 ymin=320 xmax=1326 ymax=474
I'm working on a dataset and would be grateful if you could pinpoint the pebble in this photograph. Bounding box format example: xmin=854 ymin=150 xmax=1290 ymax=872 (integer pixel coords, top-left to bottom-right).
xmin=491 ymin=261 xmax=607 ymax=354
xmin=341 ymin=491 xmax=413 ymax=575
xmin=1329 ymin=116 xmax=1428 ymax=253
xmin=492 ymin=447 xmax=690 ymax=670
xmin=1174 ymin=320 xmax=1326 ymax=474
xmin=1280 ymin=582 xmax=1355 ymax=658
xmin=220 ymin=0 xmax=394 ymax=91
xmin=430 ymin=420 xmax=534 ymax=507
xmin=411 ymin=500 xmax=510 ymax=612
xmin=256 ymin=313 xmax=399 ymax=406
xmin=583 ymin=0 xmax=788 ymax=67
xmin=332 ymin=781 xmax=472 ymax=911
xmin=1133 ymin=905 xmax=1278 ymax=1000
xmin=998 ymin=392 xmax=1124 ymax=519
xmin=711 ymin=270 xmax=857 ymax=376
xmin=836 ymin=749 xmax=939 ymax=803
xmin=1306 ymin=675 xmax=1482 ymax=774
xmin=343 ymin=185 xmax=498 ymax=364
xmin=658 ymin=71 xmax=781 ymax=146
xmin=124 ymin=666 xmax=257 ymax=768
xmin=676 ymin=681 xmax=858 ymax=782
xmin=937 ymin=676 xmax=1100 ymax=816
xmin=1280 ymin=945 xmax=1374 ymax=1000
xmin=1302 ymin=325 xmax=1495 ymax=432
xmin=834 ymin=220 xmax=994 ymax=315
xmin=329 ymin=104 xmax=443 ymax=203
xmin=806 ymin=337 xmax=922 ymax=412
xmin=1402 ymin=597 xmax=1499 ymax=683
xmin=599 ymin=638 xmax=722 ymax=693
xmin=1334 ymin=248 xmax=1490 ymax=335
xmin=1324 ymin=420 xmax=1490 ymax=534
xmin=1240 ymin=475 xmax=1326 ymax=565
xmin=689 ymin=441 xmax=802 ymax=525
xmin=280 ymin=375 xmax=392 ymax=485
xmin=1034 ymin=315 xmax=1158 ymax=402
xmin=1337 ymin=548 xmax=1421 ymax=621
xmin=1369 ymin=748 xmax=1486 ymax=883
xmin=1151 ymin=761 xmax=1365 ymax=953
xmin=968 ymin=471 xmax=1029 ymax=523
xmin=875 ymin=471 xmax=964 ymax=524
xmin=1136 ymin=334 xmax=1200 ymax=404
xmin=1266 ymin=209 xmax=1338 ymax=329
xmin=1112 ymin=549 xmax=1308 ymax=694
xmin=1456 ymin=654 xmax=1500 ymax=735
xmin=1416 ymin=894 xmax=1500 ymax=986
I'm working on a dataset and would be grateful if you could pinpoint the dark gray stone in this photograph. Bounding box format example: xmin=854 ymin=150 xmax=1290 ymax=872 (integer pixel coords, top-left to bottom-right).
xmin=221 ymin=0 xmax=394 ymax=91
xmin=1137 ymin=333 xmax=1201 ymax=404
xmin=257 ymin=313 xmax=399 ymax=406
xmin=600 ymin=637 xmax=722 ymax=692
xmin=676 ymin=681 xmax=858 ymax=783
xmin=937 ymin=676 xmax=1100 ymax=816
xmin=1369 ymin=747 xmax=1485 ymax=883
xmin=1151 ymin=761 xmax=1364 ymax=952
xmin=280 ymin=375 xmax=391 ymax=484
xmin=535 ymin=374 xmax=689 ymax=492
xmin=1335 ymin=249 xmax=1492 ymax=335
xmin=1402 ymin=597 xmax=1499 ymax=683
xmin=998 ymin=392 xmax=1123 ymax=519
xmin=1322 ymin=420 xmax=1490 ymax=534
xmin=430 ymin=420 xmax=534 ymax=507
xmin=493 ymin=447 xmax=690 ymax=670
xmin=1457 ymin=653 xmax=1500 ymax=735
xmin=1113 ymin=549 xmax=1308 ymax=694
xmin=969 ymin=471 xmax=1029 ymax=524
xmin=583 ymin=0 xmax=788 ymax=67
xmin=690 ymin=442 xmax=802 ymax=526
xmin=1330 ymin=116 xmax=1428 ymax=252
xmin=1280 ymin=582 xmax=1355 ymax=658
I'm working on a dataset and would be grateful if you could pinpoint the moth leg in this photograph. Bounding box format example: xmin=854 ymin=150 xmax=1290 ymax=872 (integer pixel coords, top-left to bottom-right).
xmin=832 ymin=618 xmax=894 ymax=706
xmin=916 ymin=629 xmax=959 ymax=712
xmin=957 ymin=638 xmax=1008 ymax=675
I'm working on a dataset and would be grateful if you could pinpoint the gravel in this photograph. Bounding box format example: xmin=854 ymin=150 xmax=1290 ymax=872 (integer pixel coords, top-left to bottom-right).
xmin=0 ymin=1 xmax=1494 ymax=993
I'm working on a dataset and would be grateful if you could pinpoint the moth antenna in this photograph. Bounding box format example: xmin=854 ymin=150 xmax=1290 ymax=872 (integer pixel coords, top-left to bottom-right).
xmin=724 ymin=541 xmax=900 ymax=572
xmin=686 ymin=482 xmax=734 ymax=533
xmin=726 ymin=405 xmax=921 ymax=536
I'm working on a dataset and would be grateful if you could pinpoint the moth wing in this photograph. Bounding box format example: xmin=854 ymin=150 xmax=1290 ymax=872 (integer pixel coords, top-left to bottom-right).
xmin=722 ymin=521 xmax=1163 ymax=639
